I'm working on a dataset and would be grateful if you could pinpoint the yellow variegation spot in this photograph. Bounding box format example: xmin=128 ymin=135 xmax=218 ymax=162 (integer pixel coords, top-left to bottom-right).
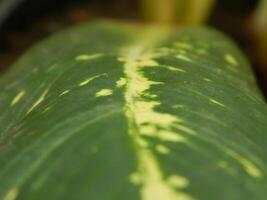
xmin=239 ymin=158 xmax=262 ymax=179
xmin=79 ymin=73 xmax=106 ymax=87
xmin=141 ymin=125 xmax=157 ymax=135
xmin=167 ymin=175 xmax=189 ymax=189
xmin=156 ymin=145 xmax=170 ymax=154
xmin=10 ymin=90 xmax=26 ymax=107
xmin=225 ymin=53 xmax=238 ymax=66
xmin=163 ymin=66 xmax=186 ymax=73
xmin=175 ymin=125 xmax=197 ymax=135
xmin=96 ymin=89 xmax=113 ymax=97
xmin=226 ymin=149 xmax=263 ymax=179
xmin=141 ymin=126 xmax=185 ymax=142
xmin=3 ymin=187 xmax=19 ymax=200
xmin=176 ymin=54 xmax=193 ymax=62
xmin=129 ymin=172 xmax=142 ymax=185
xmin=27 ymin=88 xmax=49 ymax=114
xmin=158 ymin=131 xmax=185 ymax=142
xmin=209 ymin=98 xmax=225 ymax=107
xmin=204 ymin=78 xmax=211 ymax=82
xmin=75 ymin=53 xmax=102 ymax=61
xmin=116 ymin=78 xmax=127 ymax=88
xmin=144 ymin=93 xmax=157 ymax=98
xmin=135 ymin=101 xmax=182 ymax=125
xmin=42 ymin=106 xmax=52 ymax=114
xmin=59 ymin=90 xmax=70 ymax=96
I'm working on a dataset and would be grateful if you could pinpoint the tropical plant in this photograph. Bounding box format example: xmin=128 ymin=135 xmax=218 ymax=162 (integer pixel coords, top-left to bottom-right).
xmin=0 ymin=21 xmax=267 ymax=200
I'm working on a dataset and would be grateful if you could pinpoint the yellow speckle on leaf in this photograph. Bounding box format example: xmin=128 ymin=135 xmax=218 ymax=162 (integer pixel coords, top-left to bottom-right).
xmin=79 ymin=73 xmax=106 ymax=86
xmin=135 ymin=101 xmax=181 ymax=125
xmin=10 ymin=90 xmax=26 ymax=107
xmin=27 ymin=89 xmax=49 ymax=114
xmin=96 ymin=89 xmax=113 ymax=97
xmin=59 ymin=90 xmax=70 ymax=96
xmin=167 ymin=175 xmax=189 ymax=189
xmin=145 ymin=93 xmax=157 ymax=98
xmin=239 ymin=158 xmax=262 ymax=179
xmin=226 ymin=149 xmax=263 ymax=179
xmin=204 ymin=78 xmax=211 ymax=82
xmin=141 ymin=125 xmax=185 ymax=142
xmin=156 ymin=145 xmax=170 ymax=154
xmin=42 ymin=106 xmax=52 ymax=114
xmin=209 ymin=98 xmax=225 ymax=107
xmin=159 ymin=131 xmax=185 ymax=142
xmin=176 ymin=54 xmax=192 ymax=62
xmin=225 ymin=53 xmax=238 ymax=66
xmin=129 ymin=172 xmax=142 ymax=185
xmin=175 ymin=124 xmax=197 ymax=135
xmin=116 ymin=78 xmax=127 ymax=88
xmin=4 ymin=187 xmax=19 ymax=200
xmin=79 ymin=79 xmax=91 ymax=86
xmin=165 ymin=66 xmax=186 ymax=73
xmin=75 ymin=53 xmax=102 ymax=61
xmin=141 ymin=125 xmax=156 ymax=135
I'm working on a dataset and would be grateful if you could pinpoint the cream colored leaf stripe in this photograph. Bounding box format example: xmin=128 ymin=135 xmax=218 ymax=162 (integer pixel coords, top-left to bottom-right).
xmin=119 ymin=26 xmax=194 ymax=200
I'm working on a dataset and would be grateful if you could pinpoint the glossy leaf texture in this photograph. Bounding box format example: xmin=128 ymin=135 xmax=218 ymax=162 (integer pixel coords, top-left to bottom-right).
xmin=0 ymin=21 xmax=267 ymax=200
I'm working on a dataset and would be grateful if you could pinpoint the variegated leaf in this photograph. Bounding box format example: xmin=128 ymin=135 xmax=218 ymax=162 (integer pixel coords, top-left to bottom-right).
xmin=0 ymin=21 xmax=267 ymax=200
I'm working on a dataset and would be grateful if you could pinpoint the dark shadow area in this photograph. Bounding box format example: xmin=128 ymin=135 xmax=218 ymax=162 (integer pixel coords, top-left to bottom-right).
xmin=0 ymin=0 xmax=138 ymax=72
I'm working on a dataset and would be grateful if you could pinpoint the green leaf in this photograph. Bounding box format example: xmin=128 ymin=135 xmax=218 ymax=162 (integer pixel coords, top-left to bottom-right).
xmin=0 ymin=21 xmax=267 ymax=200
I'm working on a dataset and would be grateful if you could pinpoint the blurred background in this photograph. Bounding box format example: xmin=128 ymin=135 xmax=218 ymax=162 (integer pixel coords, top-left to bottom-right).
xmin=0 ymin=0 xmax=266 ymax=97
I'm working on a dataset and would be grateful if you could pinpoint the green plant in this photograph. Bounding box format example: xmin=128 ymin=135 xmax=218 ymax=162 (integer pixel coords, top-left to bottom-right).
xmin=0 ymin=21 xmax=267 ymax=199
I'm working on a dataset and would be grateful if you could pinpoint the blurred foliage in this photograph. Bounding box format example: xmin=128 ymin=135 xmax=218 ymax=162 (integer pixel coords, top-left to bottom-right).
xmin=141 ymin=0 xmax=215 ymax=24
xmin=252 ymin=0 xmax=267 ymax=68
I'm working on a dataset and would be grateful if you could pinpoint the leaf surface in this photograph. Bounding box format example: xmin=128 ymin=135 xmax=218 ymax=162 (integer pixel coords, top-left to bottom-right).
xmin=0 ymin=21 xmax=267 ymax=200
